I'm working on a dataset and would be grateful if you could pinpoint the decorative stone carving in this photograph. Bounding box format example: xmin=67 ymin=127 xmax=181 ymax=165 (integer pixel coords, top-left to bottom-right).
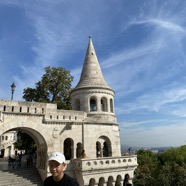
xmin=52 ymin=126 xmax=59 ymax=138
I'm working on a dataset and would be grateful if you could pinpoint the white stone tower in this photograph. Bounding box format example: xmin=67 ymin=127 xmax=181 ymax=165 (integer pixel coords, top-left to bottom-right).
xmin=71 ymin=36 xmax=120 ymax=158
xmin=71 ymin=36 xmax=115 ymax=119
xmin=70 ymin=36 xmax=137 ymax=185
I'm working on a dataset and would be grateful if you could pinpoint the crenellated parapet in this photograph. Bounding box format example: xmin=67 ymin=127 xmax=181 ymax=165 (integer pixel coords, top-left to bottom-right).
xmin=0 ymin=100 xmax=87 ymax=124
xmin=0 ymin=100 xmax=55 ymax=114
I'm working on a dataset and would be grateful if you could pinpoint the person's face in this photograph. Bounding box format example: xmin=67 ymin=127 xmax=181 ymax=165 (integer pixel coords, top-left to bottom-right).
xmin=48 ymin=160 xmax=66 ymax=180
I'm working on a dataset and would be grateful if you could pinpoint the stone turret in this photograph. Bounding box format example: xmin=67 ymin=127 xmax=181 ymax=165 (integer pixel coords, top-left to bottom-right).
xmin=71 ymin=36 xmax=116 ymax=123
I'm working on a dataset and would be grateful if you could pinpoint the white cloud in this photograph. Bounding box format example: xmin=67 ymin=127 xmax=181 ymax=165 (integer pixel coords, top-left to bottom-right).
xmin=2 ymin=0 xmax=186 ymax=148
xmin=101 ymin=43 xmax=155 ymax=69
xmin=117 ymin=83 xmax=186 ymax=115
xmin=130 ymin=19 xmax=185 ymax=33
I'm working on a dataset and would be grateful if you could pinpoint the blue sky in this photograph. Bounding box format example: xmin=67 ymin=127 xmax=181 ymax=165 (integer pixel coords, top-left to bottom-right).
xmin=1 ymin=0 xmax=186 ymax=148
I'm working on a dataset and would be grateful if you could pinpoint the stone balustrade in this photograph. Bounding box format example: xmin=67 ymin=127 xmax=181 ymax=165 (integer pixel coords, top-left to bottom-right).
xmin=0 ymin=100 xmax=86 ymax=123
xmin=73 ymin=155 xmax=138 ymax=172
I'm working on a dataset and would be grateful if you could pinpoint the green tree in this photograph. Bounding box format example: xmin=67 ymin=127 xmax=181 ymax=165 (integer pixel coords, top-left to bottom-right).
xmin=157 ymin=162 xmax=186 ymax=186
xmin=159 ymin=146 xmax=186 ymax=166
xmin=156 ymin=146 xmax=186 ymax=186
xmin=14 ymin=132 xmax=36 ymax=153
xmin=23 ymin=66 xmax=73 ymax=109
xmin=133 ymin=146 xmax=186 ymax=186
xmin=133 ymin=149 xmax=160 ymax=186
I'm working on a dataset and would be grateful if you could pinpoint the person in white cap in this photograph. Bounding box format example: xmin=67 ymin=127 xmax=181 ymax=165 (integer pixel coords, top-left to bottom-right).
xmin=44 ymin=151 xmax=79 ymax=186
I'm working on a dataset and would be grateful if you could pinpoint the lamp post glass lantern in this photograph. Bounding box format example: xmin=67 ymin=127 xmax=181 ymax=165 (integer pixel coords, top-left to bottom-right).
xmin=11 ymin=82 xmax=16 ymax=100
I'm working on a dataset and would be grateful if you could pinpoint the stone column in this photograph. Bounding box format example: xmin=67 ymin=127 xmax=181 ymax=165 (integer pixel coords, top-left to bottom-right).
xmin=71 ymin=145 xmax=74 ymax=159
xmin=100 ymin=146 xmax=103 ymax=157
xmin=107 ymin=98 xmax=110 ymax=112
xmin=97 ymin=97 xmax=101 ymax=112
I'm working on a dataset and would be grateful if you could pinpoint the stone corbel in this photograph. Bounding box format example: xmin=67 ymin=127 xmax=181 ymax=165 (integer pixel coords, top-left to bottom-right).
xmin=66 ymin=122 xmax=72 ymax=130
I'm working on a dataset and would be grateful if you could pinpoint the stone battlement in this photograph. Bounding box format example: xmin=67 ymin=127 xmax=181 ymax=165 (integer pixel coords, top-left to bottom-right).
xmin=0 ymin=100 xmax=86 ymax=123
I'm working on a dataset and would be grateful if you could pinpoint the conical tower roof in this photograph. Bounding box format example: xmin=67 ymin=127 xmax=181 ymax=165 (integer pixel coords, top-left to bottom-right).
xmin=74 ymin=36 xmax=112 ymax=90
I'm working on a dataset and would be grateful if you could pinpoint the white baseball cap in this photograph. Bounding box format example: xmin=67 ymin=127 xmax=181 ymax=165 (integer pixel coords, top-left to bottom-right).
xmin=48 ymin=152 xmax=66 ymax=164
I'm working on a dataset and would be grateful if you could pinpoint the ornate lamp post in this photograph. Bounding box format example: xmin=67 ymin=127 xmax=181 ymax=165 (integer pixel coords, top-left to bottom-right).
xmin=11 ymin=82 xmax=16 ymax=100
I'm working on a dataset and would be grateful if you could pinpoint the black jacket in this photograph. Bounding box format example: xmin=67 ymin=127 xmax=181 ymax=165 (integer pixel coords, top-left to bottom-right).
xmin=44 ymin=174 xmax=79 ymax=186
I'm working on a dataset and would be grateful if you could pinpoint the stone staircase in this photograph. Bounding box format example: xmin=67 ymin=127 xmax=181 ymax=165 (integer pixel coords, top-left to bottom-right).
xmin=0 ymin=166 xmax=43 ymax=186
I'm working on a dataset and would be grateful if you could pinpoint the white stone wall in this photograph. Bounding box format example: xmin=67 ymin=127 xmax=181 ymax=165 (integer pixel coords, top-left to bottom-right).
xmin=0 ymin=130 xmax=16 ymax=157
xmin=0 ymin=100 xmax=137 ymax=185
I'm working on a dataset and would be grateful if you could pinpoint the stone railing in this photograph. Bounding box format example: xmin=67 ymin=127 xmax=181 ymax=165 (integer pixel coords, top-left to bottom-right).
xmin=0 ymin=100 xmax=86 ymax=123
xmin=72 ymin=155 xmax=138 ymax=171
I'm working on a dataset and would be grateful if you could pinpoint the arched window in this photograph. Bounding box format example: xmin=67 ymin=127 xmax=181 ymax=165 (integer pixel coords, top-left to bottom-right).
xmin=101 ymin=97 xmax=107 ymax=112
xmin=98 ymin=177 xmax=105 ymax=186
xmin=64 ymin=138 xmax=73 ymax=160
xmin=90 ymin=98 xmax=97 ymax=112
xmin=89 ymin=178 xmax=96 ymax=186
xmin=103 ymin=141 xmax=109 ymax=157
xmin=107 ymin=176 xmax=114 ymax=186
xmin=96 ymin=136 xmax=112 ymax=158
xmin=123 ymin=174 xmax=130 ymax=186
xmin=110 ymin=99 xmax=114 ymax=113
xmin=115 ymin=175 xmax=122 ymax=186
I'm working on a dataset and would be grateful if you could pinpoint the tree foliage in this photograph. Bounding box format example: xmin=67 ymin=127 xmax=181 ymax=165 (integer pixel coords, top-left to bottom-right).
xmin=133 ymin=149 xmax=160 ymax=186
xmin=14 ymin=132 xmax=36 ymax=153
xmin=23 ymin=66 xmax=73 ymax=109
xmin=133 ymin=146 xmax=186 ymax=186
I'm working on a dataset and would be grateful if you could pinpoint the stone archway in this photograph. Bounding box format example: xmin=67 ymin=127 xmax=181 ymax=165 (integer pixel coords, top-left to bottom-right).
xmin=96 ymin=136 xmax=112 ymax=158
xmin=115 ymin=175 xmax=122 ymax=186
xmin=98 ymin=177 xmax=105 ymax=186
xmin=64 ymin=138 xmax=74 ymax=160
xmin=89 ymin=178 xmax=96 ymax=186
xmin=0 ymin=126 xmax=49 ymax=181
xmin=107 ymin=176 xmax=114 ymax=186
